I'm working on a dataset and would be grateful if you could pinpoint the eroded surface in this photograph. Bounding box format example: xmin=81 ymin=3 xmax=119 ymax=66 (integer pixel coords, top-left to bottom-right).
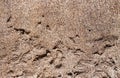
xmin=0 ymin=0 xmax=120 ymax=78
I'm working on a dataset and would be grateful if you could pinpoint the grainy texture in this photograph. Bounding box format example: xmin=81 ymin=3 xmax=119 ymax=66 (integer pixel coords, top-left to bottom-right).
xmin=0 ymin=0 xmax=120 ymax=78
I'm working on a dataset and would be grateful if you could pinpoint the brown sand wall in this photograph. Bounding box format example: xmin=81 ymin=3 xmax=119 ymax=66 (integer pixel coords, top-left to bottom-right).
xmin=0 ymin=0 xmax=120 ymax=78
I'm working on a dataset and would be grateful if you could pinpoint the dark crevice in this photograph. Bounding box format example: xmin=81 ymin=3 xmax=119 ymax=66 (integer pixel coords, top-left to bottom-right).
xmin=73 ymin=71 xmax=84 ymax=75
xmin=69 ymin=34 xmax=80 ymax=43
xmin=42 ymin=15 xmax=44 ymax=17
xmin=53 ymin=45 xmax=58 ymax=49
xmin=14 ymin=74 xmax=23 ymax=77
xmin=75 ymin=34 xmax=79 ymax=37
xmin=93 ymin=51 xmax=102 ymax=55
xmin=7 ymin=16 xmax=11 ymax=22
xmin=46 ymin=49 xmax=51 ymax=53
xmin=38 ymin=21 xmax=41 ymax=24
xmin=7 ymin=26 xmax=13 ymax=28
xmin=33 ymin=54 xmax=47 ymax=61
xmin=94 ymin=35 xmax=118 ymax=42
xmin=58 ymin=74 xmax=61 ymax=77
xmin=7 ymin=70 xmax=14 ymax=74
xmin=94 ymin=37 xmax=104 ymax=41
xmin=75 ymin=48 xmax=85 ymax=53
xmin=69 ymin=37 xmax=75 ymax=43
xmin=33 ymin=50 xmax=51 ymax=61
xmin=14 ymin=28 xmax=30 ymax=34
xmin=67 ymin=72 xmax=73 ymax=76
xmin=52 ymin=76 xmax=56 ymax=78
xmin=104 ymin=44 xmax=114 ymax=49
xmin=88 ymin=29 xmax=92 ymax=32
xmin=109 ymin=57 xmax=115 ymax=65
xmin=46 ymin=25 xmax=51 ymax=30
xmin=93 ymin=43 xmax=115 ymax=55
xmin=67 ymin=70 xmax=84 ymax=77
xmin=53 ymin=41 xmax=63 ymax=49
xmin=72 ymin=48 xmax=86 ymax=56
xmin=94 ymin=62 xmax=99 ymax=66
xmin=55 ymin=63 xmax=62 ymax=68
xmin=114 ymin=66 xmax=117 ymax=71
xmin=49 ymin=59 xmax=54 ymax=64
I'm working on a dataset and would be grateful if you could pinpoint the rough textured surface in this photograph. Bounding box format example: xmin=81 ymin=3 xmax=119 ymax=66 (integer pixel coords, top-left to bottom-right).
xmin=0 ymin=0 xmax=120 ymax=78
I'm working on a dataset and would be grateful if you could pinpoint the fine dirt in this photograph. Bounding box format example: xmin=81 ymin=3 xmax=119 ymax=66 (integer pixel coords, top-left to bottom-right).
xmin=0 ymin=0 xmax=120 ymax=78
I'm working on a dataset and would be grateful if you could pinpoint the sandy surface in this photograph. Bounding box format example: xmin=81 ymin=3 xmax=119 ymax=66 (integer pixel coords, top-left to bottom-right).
xmin=0 ymin=0 xmax=120 ymax=78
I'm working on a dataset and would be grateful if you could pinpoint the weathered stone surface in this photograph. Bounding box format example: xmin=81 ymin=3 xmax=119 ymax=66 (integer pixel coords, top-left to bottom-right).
xmin=0 ymin=0 xmax=120 ymax=78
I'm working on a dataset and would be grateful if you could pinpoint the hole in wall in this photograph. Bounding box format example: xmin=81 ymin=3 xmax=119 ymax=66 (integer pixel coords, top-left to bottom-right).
xmin=38 ymin=21 xmax=41 ymax=24
xmin=46 ymin=25 xmax=51 ymax=30
xmin=42 ymin=15 xmax=44 ymax=17
xmin=55 ymin=63 xmax=62 ymax=69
